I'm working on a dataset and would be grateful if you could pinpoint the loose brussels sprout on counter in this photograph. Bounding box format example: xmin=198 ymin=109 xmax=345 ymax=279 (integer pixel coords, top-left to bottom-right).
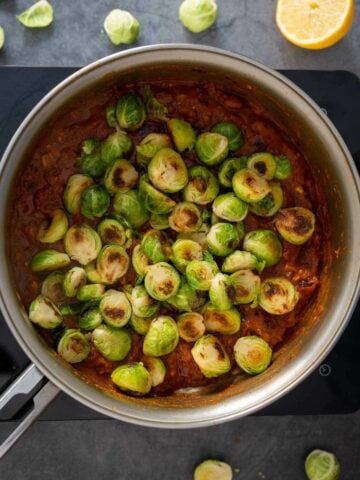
xmin=167 ymin=118 xmax=196 ymax=152
xmin=116 ymin=92 xmax=146 ymax=131
xmin=131 ymin=285 xmax=160 ymax=318
xmin=305 ymin=449 xmax=340 ymax=480
xmin=275 ymin=207 xmax=315 ymax=244
xmin=96 ymin=245 xmax=130 ymax=285
xmin=141 ymin=229 xmax=172 ymax=263
xmin=194 ymin=459 xmax=233 ymax=480
xmin=31 ymin=249 xmax=71 ymax=272
xmin=57 ymin=329 xmax=90 ymax=364
xmin=136 ymin=133 xmax=172 ymax=165
xmin=28 ymin=295 xmax=63 ymax=329
xmin=143 ymin=316 xmax=179 ymax=357
xmin=274 ymin=155 xmax=292 ymax=180
xmin=143 ymin=86 xmax=168 ymax=120
xmin=202 ymin=303 xmax=241 ymax=335
xmin=232 ymin=168 xmax=271 ymax=203
xmin=222 ymin=250 xmax=265 ymax=274
xmin=249 ymin=181 xmax=283 ymax=217
xmin=171 ymin=238 xmax=203 ymax=272
xmin=113 ymin=190 xmax=150 ymax=228
xmin=0 ymin=27 xmax=4 ymax=51
xmin=209 ymin=273 xmax=235 ymax=311
xmin=247 ymin=152 xmax=277 ymax=180
xmin=92 ymin=324 xmax=132 ymax=361
xmin=138 ymin=174 xmax=176 ymax=215
xmin=104 ymin=159 xmax=138 ymax=195
xmin=16 ymin=0 xmax=54 ymax=28
xmin=132 ymin=245 xmax=152 ymax=278
xmin=104 ymin=9 xmax=140 ymax=46
xmin=77 ymin=283 xmax=105 ymax=302
xmin=63 ymin=174 xmax=94 ymax=214
xmin=177 ymin=312 xmax=205 ymax=342
xmin=183 ymin=165 xmax=219 ymax=205
xmin=258 ymin=277 xmax=299 ymax=315
xmin=129 ymin=313 xmax=153 ymax=335
xmin=148 ymin=148 xmax=188 ymax=193
xmin=218 ymin=157 xmax=248 ymax=188
xmin=179 ymin=0 xmax=218 ymax=33
xmin=111 ymin=362 xmax=152 ymax=395
xmin=100 ymin=131 xmax=133 ymax=166
xmin=99 ymin=290 xmax=132 ymax=327
xmin=169 ymin=202 xmax=202 ymax=233
xmin=191 ymin=334 xmax=231 ymax=378
xmin=145 ymin=263 xmax=181 ymax=301
xmin=37 ymin=209 xmax=68 ymax=243
xmin=231 ymin=269 xmax=260 ymax=305
xmin=41 ymin=271 xmax=66 ymax=303
xmin=149 ymin=213 xmax=169 ymax=230
xmin=64 ymin=225 xmax=101 ymax=266
xmin=186 ymin=258 xmax=218 ymax=291
xmin=195 ymin=132 xmax=229 ymax=166
xmin=212 ymin=192 xmax=248 ymax=222
xmin=80 ymin=185 xmax=110 ymax=219
xmin=97 ymin=219 xmax=126 ymax=246
xmin=243 ymin=229 xmax=282 ymax=267
xmin=63 ymin=266 xmax=87 ymax=298
xmin=77 ymin=308 xmax=103 ymax=331
xmin=167 ymin=280 xmax=206 ymax=312
xmin=211 ymin=122 xmax=243 ymax=151
xmin=206 ymin=222 xmax=240 ymax=257
xmin=234 ymin=335 xmax=272 ymax=375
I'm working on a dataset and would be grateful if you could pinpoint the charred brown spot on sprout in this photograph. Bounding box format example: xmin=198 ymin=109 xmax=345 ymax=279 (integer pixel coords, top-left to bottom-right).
xmin=41 ymin=271 xmax=66 ymax=303
xmin=141 ymin=229 xmax=172 ymax=263
xmin=232 ymin=168 xmax=271 ymax=203
xmin=259 ymin=277 xmax=299 ymax=315
xmin=169 ymin=202 xmax=202 ymax=233
xmin=58 ymin=329 xmax=90 ymax=364
xmin=28 ymin=295 xmax=63 ymax=329
xmin=231 ymin=269 xmax=260 ymax=306
xmin=202 ymin=303 xmax=241 ymax=335
xmin=96 ymin=245 xmax=130 ymax=285
xmin=63 ymin=174 xmax=94 ymax=214
xmin=64 ymin=225 xmax=101 ymax=266
xmin=148 ymin=148 xmax=188 ymax=193
xmin=92 ymin=324 xmax=132 ymax=361
xmin=144 ymin=262 xmax=181 ymax=301
xmin=97 ymin=219 xmax=126 ymax=246
xmin=247 ymin=152 xmax=277 ymax=180
xmin=177 ymin=312 xmax=205 ymax=342
xmin=104 ymin=159 xmax=138 ymax=195
xmin=275 ymin=207 xmax=315 ymax=244
xmin=99 ymin=290 xmax=132 ymax=327
xmin=234 ymin=335 xmax=272 ymax=375
xmin=191 ymin=334 xmax=231 ymax=378
xmin=183 ymin=165 xmax=219 ymax=205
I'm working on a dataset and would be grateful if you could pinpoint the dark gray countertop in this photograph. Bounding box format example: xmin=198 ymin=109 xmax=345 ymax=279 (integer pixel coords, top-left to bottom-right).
xmin=0 ymin=1 xmax=360 ymax=479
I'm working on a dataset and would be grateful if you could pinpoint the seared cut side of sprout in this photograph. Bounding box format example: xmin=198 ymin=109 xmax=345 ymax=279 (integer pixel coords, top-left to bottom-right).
xmin=171 ymin=238 xmax=203 ymax=272
xmin=63 ymin=174 xmax=94 ymax=214
xmin=41 ymin=271 xmax=66 ymax=303
xmin=63 ymin=267 xmax=87 ymax=298
xmin=148 ymin=148 xmax=188 ymax=193
xmin=218 ymin=157 xmax=248 ymax=188
xmin=16 ymin=0 xmax=54 ymax=28
xmin=145 ymin=262 xmax=181 ymax=301
xmin=100 ymin=131 xmax=132 ymax=166
xmin=249 ymin=181 xmax=283 ymax=217
xmin=231 ymin=269 xmax=260 ymax=306
xmin=232 ymin=168 xmax=271 ymax=203
xmin=167 ymin=118 xmax=196 ymax=152
xmin=113 ymin=190 xmax=150 ymax=228
xmin=104 ymin=159 xmax=139 ymax=195
xmin=209 ymin=273 xmax=235 ymax=311
xmin=138 ymin=174 xmax=176 ymax=215
xmin=97 ymin=219 xmax=126 ymax=246
xmin=29 ymin=295 xmax=62 ymax=329
xmin=141 ymin=229 xmax=172 ymax=263
xmin=31 ymin=249 xmax=71 ymax=272
xmin=143 ymin=316 xmax=179 ymax=357
xmin=202 ymin=303 xmax=241 ymax=335
xmin=179 ymin=0 xmax=218 ymax=33
xmin=132 ymin=245 xmax=152 ymax=278
xmin=111 ymin=362 xmax=152 ymax=395
xmin=142 ymin=357 xmax=166 ymax=387
xmin=195 ymin=132 xmax=229 ymax=166
xmin=274 ymin=155 xmax=292 ymax=180
xmin=194 ymin=459 xmax=233 ymax=480
xmin=167 ymin=280 xmax=206 ymax=312
xmin=247 ymin=152 xmax=277 ymax=180
xmin=92 ymin=324 xmax=131 ymax=361
xmin=212 ymin=121 xmax=243 ymax=151
xmin=243 ymin=229 xmax=282 ymax=267
xmin=212 ymin=192 xmax=248 ymax=222
xmin=99 ymin=290 xmax=132 ymax=327
xmin=186 ymin=259 xmax=218 ymax=291
xmin=150 ymin=213 xmax=169 ymax=230
xmin=206 ymin=222 xmax=240 ymax=257
xmin=222 ymin=250 xmax=265 ymax=273
xmin=80 ymin=185 xmax=110 ymax=218
xmin=191 ymin=334 xmax=231 ymax=378
xmin=77 ymin=283 xmax=105 ymax=302
xmin=116 ymin=92 xmax=146 ymax=131
xmin=77 ymin=308 xmax=102 ymax=330
xmin=96 ymin=245 xmax=130 ymax=284
xmin=85 ymin=261 xmax=105 ymax=284
xmin=37 ymin=209 xmax=68 ymax=243
xmin=177 ymin=312 xmax=205 ymax=342
xmin=259 ymin=277 xmax=299 ymax=315
xmin=57 ymin=329 xmax=90 ymax=364
xmin=129 ymin=313 xmax=153 ymax=335
xmin=183 ymin=165 xmax=219 ymax=205
xmin=275 ymin=207 xmax=315 ymax=244
xmin=234 ymin=335 xmax=272 ymax=375
xmin=131 ymin=285 xmax=160 ymax=318
xmin=136 ymin=133 xmax=172 ymax=165
xmin=305 ymin=449 xmax=341 ymax=480
xmin=64 ymin=225 xmax=101 ymax=266
xmin=169 ymin=202 xmax=202 ymax=233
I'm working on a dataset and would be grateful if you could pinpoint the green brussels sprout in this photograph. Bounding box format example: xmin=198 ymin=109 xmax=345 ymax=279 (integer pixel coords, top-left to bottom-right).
xmin=191 ymin=334 xmax=231 ymax=378
xmin=100 ymin=131 xmax=133 ymax=166
xmin=131 ymin=285 xmax=160 ymax=318
xmin=169 ymin=202 xmax=202 ymax=233
xmin=247 ymin=152 xmax=277 ymax=180
xmin=80 ymin=185 xmax=110 ymax=219
xmin=218 ymin=156 xmax=248 ymax=188
xmin=92 ymin=324 xmax=131 ymax=361
xmin=85 ymin=261 xmax=105 ymax=284
xmin=274 ymin=155 xmax=292 ymax=180
xmin=31 ymin=249 xmax=71 ymax=272
xmin=111 ymin=362 xmax=152 ymax=395
xmin=194 ymin=459 xmax=233 ymax=480
xmin=211 ymin=122 xmax=243 ymax=151
xmin=171 ymin=238 xmax=203 ymax=272
xmin=177 ymin=312 xmax=205 ymax=342
xmin=143 ymin=316 xmax=179 ymax=357
xmin=116 ymin=92 xmax=145 ymax=131
xmin=231 ymin=269 xmax=260 ymax=305
xmin=167 ymin=118 xmax=196 ymax=152
xmin=275 ymin=207 xmax=315 ymax=244
xmin=148 ymin=148 xmax=188 ymax=193
xmin=149 ymin=213 xmax=169 ymax=230
xmin=129 ymin=313 xmax=153 ymax=335
xmin=77 ymin=308 xmax=102 ymax=331
xmin=206 ymin=222 xmax=240 ymax=257
xmin=81 ymin=150 xmax=107 ymax=178
xmin=209 ymin=273 xmax=235 ymax=311
xmin=232 ymin=168 xmax=271 ymax=203
xmin=144 ymin=262 xmax=181 ymax=301
xmin=99 ymin=289 xmax=132 ymax=327
xmin=222 ymin=250 xmax=265 ymax=273
xmin=195 ymin=132 xmax=229 ymax=166
xmin=167 ymin=280 xmax=206 ymax=312
xmin=105 ymin=105 xmax=117 ymax=128
xmin=77 ymin=283 xmax=105 ymax=302
xmin=64 ymin=225 xmax=101 ymax=266
xmin=138 ymin=174 xmax=176 ymax=215
xmin=132 ymin=245 xmax=152 ymax=278
xmin=63 ymin=266 xmax=87 ymax=298
xmin=136 ymin=133 xmax=172 ymax=165
xmin=142 ymin=357 xmax=166 ymax=387
xmin=305 ymin=449 xmax=340 ymax=480
xmin=104 ymin=9 xmax=140 ymax=45
xmin=141 ymin=229 xmax=172 ymax=263
xmin=28 ymin=295 xmax=63 ymax=329
xmin=57 ymin=329 xmax=90 ymax=364
xmin=234 ymin=335 xmax=272 ymax=375
xmin=59 ymin=304 xmax=82 ymax=316
xmin=96 ymin=245 xmax=130 ymax=285
xmin=183 ymin=165 xmax=219 ymax=205
xmin=16 ymin=0 xmax=54 ymax=28
xmin=143 ymin=86 xmax=168 ymax=119
xmin=104 ymin=159 xmax=139 ymax=195
xmin=113 ymin=190 xmax=150 ymax=228
xmin=178 ymin=231 xmax=208 ymax=248
xmin=258 ymin=277 xmax=299 ymax=315
xmin=212 ymin=192 xmax=248 ymax=222
xmin=41 ymin=271 xmax=66 ymax=303
xmin=249 ymin=181 xmax=283 ymax=217
xmin=185 ymin=259 xmax=218 ymax=291
xmin=81 ymin=138 xmax=100 ymax=156
xmin=37 ymin=209 xmax=69 ymax=243
xmin=0 ymin=27 xmax=4 ymax=50
xmin=202 ymin=303 xmax=241 ymax=335
xmin=243 ymin=229 xmax=282 ymax=267
xmin=97 ymin=219 xmax=126 ymax=246
xmin=179 ymin=0 xmax=218 ymax=33
xmin=63 ymin=174 xmax=94 ymax=214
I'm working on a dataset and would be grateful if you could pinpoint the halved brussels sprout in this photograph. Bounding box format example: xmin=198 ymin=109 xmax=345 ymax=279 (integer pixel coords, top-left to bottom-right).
xmin=209 ymin=273 xmax=235 ymax=311
xmin=142 ymin=357 xmax=166 ymax=387
xmin=138 ymin=174 xmax=176 ymax=215
xmin=105 ymin=105 xmax=116 ymax=128
xmin=194 ymin=459 xmax=233 ymax=480
xmin=149 ymin=213 xmax=169 ymax=230
xmin=80 ymin=185 xmax=110 ymax=219
xmin=218 ymin=156 xmax=248 ymax=188
xmin=212 ymin=192 xmax=248 ymax=222
xmin=85 ymin=261 xmax=105 ymax=284
xmin=143 ymin=316 xmax=179 ymax=357
xmin=129 ymin=313 xmax=153 ymax=335
xmin=249 ymin=181 xmax=283 ymax=217
xmin=100 ymin=131 xmax=133 ymax=166
xmin=177 ymin=312 xmax=205 ymax=342
xmin=116 ymin=92 xmax=146 ymax=131
xmin=104 ymin=159 xmax=139 ymax=195
xmin=141 ymin=229 xmax=172 ymax=263
xmin=167 ymin=280 xmax=206 ymax=312
xmin=57 ymin=329 xmax=90 ymax=364
xmin=258 ymin=277 xmax=299 ymax=315
xmin=28 ymin=295 xmax=63 ymax=329
xmin=222 ymin=250 xmax=265 ymax=274
xmin=274 ymin=155 xmax=292 ymax=180
xmin=96 ymin=245 xmax=130 ymax=284
xmin=143 ymin=86 xmax=168 ymax=120
xmin=211 ymin=121 xmax=243 ymax=151
xmin=41 ymin=271 xmax=66 ymax=303
xmin=104 ymin=9 xmax=140 ymax=46
xmin=63 ymin=266 xmax=87 ymax=298
xmin=132 ymin=245 xmax=152 ymax=278
xmin=178 ymin=231 xmax=208 ymax=248
xmin=148 ymin=148 xmax=188 ymax=193
xmin=231 ymin=269 xmax=260 ymax=305
xmin=169 ymin=202 xmax=202 ymax=233
xmin=183 ymin=165 xmax=219 ymax=205
xmin=64 ymin=225 xmax=101 ymax=266
xmin=77 ymin=308 xmax=102 ymax=330
xmin=185 ymin=259 xmax=218 ymax=291
xmin=202 ymin=303 xmax=241 ymax=335
xmin=191 ymin=334 xmax=231 ymax=378
xmin=305 ymin=449 xmax=340 ymax=480
xmin=144 ymin=262 xmax=181 ymax=301
xmin=97 ymin=219 xmax=126 ymax=246
xmin=37 ymin=209 xmax=68 ymax=243
xmin=247 ymin=152 xmax=277 ymax=180
xmin=234 ymin=335 xmax=272 ymax=375
xmin=136 ymin=133 xmax=172 ymax=166
xmin=171 ymin=238 xmax=203 ymax=272
xmin=275 ymin=207 xmax=315 ymax=244
xmin=195 ymin=132 xmax=229 ymax=166
xmin=113 ymin=190 xmax=150 ymax=228
xmin=31 ymin=249 xmax=71 ymax=272
xmin=77 ymin=283 xmax=105 ymax=302
xmin=92 ymin=324 xmax=131 ymax=361
xmin=232 ymin=168 xmax=271 ymax=204
xmin=63 ymin=174 xmax=94 ymax=214
xmin=243 ymin=229 xmax=282 ymax=268
xmin=179 ymin=0 xmax=218 ymax=33
xmin=0 ymin=27 xmax=4 ymax=50
xmin=99 ymin=289 xmax=132 ymax=327
xmin=206 ymin=222 xmax=240 ymax=257
xmin=167 ymin=118 xmax=196 ymax=152
xmin=111 ymin=362 xmax=152 ymax=395
xmin=131 ymin=285 xmax=160 ymax=318
xmin=16 ymin=0 xmax=54 ymax=28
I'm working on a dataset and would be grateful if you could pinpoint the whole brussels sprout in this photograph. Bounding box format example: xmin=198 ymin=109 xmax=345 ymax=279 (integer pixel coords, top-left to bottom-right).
xmin=211 ymin=121 xmax=243 ymax=151
xmin=96 ymin=245 xmax=130 ymax=285
xmin=142 ymin=357 xmax=166 ymax=387
xmin=80 ymin=185 xmax=110 ymax=219
xmin=143 ymin=316 xmax=179 ymax=357
xmin=144 ymin=263 xmax=181 ymax=301
xmin=247 ymin=152 xmax=277 ymax=180
xmin=167 ymin=280 xmax=206 ymax=312
xmin=234 ymin=335 xmax=272 ymax=375
xmin=111 ymin=362 xmax=152 ymax=395
xmin=116 ymin=92 xmax=146 ymax=131
xmin=97 ymin=219 xmax=126 ymax=246
xmin=37 ymin=209 xmax=68 ymax=244
xmin=195 ymin=132 xmax=229 ymax=166
xmin=206 ymin=222 xmax=240 ymax=256
xmin=185 ymin=259 xmax=218 ymax=291
xmin=249 ymin=182 xmax=283 ymax=217
xmin=99 ymin=289 xmax=132 ymax=327
xmin=141 ymin=229 xmax=172 ymax=263
xmin=148 ymin=148 xmax=188 ymax=193
xmin=31 ymin=249 xmax=71 ymax=272
xmin=64 ymin=225 xmax=101 ymax=266
xmin=167 ymin=118 xmax=196 ymax=152
xmin=28 ymin=295 xmax=63 ymax=329
xmin=136 ymin=133 xmax=172 ymax=165
xmin=218 ymin=156 xmax=248 ymax=188
xmin=179 ymin=0 xmax=218 ymax=33
xmin=202 ymin=303 xmax=241 ymax=335
xmin=194 ymin=460 xmax=233 ymax=480
xmin=305 ymin=449 xmax=340 ymax=480
xmin=77 ymin=308 xmax=102 ymax=331
xmin=177 ymin=312 xmax=205 ymax=342
xmin=41 ymin=271 xmax=66 ymax=303
xmin=232 ymin=168 xmax=271 ymax=203
xmin=63 ymin=174 xmax=94 ymax=214
xmin=113 ymin=190 xmax=150 ymax=228
xmin=169 ymin=202 xmax=202 ymax=233
xmin=183 ymin=165 xmax=219 ymax=205
xmin=231 ymin=269 xmax=260 ymax=306
xmin=92 ymin=324 xmax=131 ymax=361
xmin=258 ymin=277 xmax=299 ymax=315
xmin=209 ymin=273 xmax=235 ymax=311
xmin=171 ymin=238 xmax=203 ymax=272
xmin=222 ymin=250 xmax=265 ymax=273
xmin=212 ymin=192 xmax=248 ymax=222
xmin=104 ymin=159 xmax=139 ymax=195
xmin=131 ymin=285 xmax=160 ymax=318
xmin=275 ymin=207 xmax=315 ymax=244
xmin=138 ymin=174 xmax=176 ymax=215
xmin=274 ymin=155 xmax=292 ymax=180
xmin=104 ymin=9 xmax=140 ymax=46
xmin=63 ymin=266 xmax=87 ymax=298
xmin=191 ymin=334 xmax=231 ymax=378
xmin=100 ymin=131 xmax=133 ymax=165
xmin=243 ymin=229 xmax=282 ymax=267
xmin=57 ymin=329 xmax=90 ymax=364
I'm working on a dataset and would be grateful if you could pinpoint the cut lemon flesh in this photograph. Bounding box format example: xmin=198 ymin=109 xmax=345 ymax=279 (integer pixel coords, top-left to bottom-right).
xmin=276 ymin=0 xmax=354 ymax=50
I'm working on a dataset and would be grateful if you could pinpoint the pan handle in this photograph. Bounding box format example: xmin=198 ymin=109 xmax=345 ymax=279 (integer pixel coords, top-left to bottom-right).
xmin=0 ymin=364 xmax=60 ymax=459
